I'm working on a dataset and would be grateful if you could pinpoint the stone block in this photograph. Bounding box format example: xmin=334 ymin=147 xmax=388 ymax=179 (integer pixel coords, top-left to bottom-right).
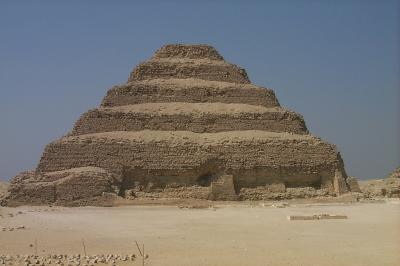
xmin=209 ymin=174 xmax=238 ymax=201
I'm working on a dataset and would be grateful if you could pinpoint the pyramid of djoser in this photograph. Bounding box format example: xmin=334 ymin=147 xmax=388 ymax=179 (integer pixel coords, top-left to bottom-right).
xmin=3 ymin=44 xmax=360 ymax=206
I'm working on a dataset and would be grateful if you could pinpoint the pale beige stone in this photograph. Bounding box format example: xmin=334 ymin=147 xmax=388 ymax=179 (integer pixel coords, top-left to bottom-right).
xmin=3 ymin=44 xmax=359 ymax=206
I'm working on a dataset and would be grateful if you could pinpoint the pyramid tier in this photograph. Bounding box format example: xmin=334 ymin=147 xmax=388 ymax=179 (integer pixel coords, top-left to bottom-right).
xmin=128 ymin=58 xmax=250 ymax=83
xmin=152 ymin=44 xmax=224 ymax=60
xmin=37 ymin=130 xmax=347 ymax=194
xmin=101 ymin=78 xmax=279 ymax=107
xmin=71 ymin=103 xmax=308 ymax=135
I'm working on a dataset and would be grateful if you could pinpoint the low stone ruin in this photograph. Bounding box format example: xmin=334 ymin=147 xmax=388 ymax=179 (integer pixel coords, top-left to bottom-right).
xmin=388 ymin=167 xmax=400 ymax=179
xmin=0 ymin=254 xmax=136 ymax=265
xmin=287 ymin=214 xmax=348 ymax=221
xmin=360 ymin=166 xmax=400 ymax=198
xmin=2 ymin=44 xmax=360 ymax=206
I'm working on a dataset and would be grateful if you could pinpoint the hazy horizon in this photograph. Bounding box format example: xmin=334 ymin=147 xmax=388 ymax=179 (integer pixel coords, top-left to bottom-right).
xmin=1 ymin=0 xmax=399 ymax=181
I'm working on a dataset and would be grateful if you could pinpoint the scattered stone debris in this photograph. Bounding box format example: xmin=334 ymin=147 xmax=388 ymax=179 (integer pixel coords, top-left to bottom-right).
xmin=0 ymin=253 xmax=136 ymax=265
xmin=131 ymin=186 xmax=210 ymax=200
xmin=287 ymin=214 xmax=348 ymax=221
xmin=240 ymin=186 xmax=332 ymax=201
xmin=272 ymin=202 xmax=289 ymax=208
xmin=178 ymin=203 xmax=214 ymax=209
xmin=360 ymin=178 xmax=400 ymax=198
xmin=1 ymin=225 xmax=26 ymax=232
xmin=178 ymin=204 xmax=194 ymax=209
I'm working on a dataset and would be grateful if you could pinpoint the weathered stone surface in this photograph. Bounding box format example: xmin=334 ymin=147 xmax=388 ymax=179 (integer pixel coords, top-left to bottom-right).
xmin=360 ymin=178 xmax=400 ymax=198
xmin=53 ymin=167 xmax=118 ymax=204
xmin=101 ymin=79 xmax=279 ymax=108
xmin=128 ymin=59 xmax=250 ymax=84
xmin=0 ymin=181 xmax=9 ymax=200
xmin=127 ymin=186 xmax=210 ymax=200
xmin=71 ymin=104 xmax=308 ymax=135
xmin=388 ymin=167 xmax=400 ymax=179
xmin=37 ymin=130 xmax=338 ymax=174
xmin=5 ymin=171 xmax=56 ymax=206
xmin=152 ymin=44 xmax=224 ymax=60
xmin=240 ymin=186 xmax=331 ymax=200
xmin=6 ymin=44 xmax=358 ymax=205
xmin=4 ymin=167 xmax=117 ymax=206
xmin=333 ymin=168 xmax=349 ymax=195
xmin=33 ymin=130 xmax=349 ymax=197
xmin=209 ymin=174 xmax=238 ymax=201
xmin=358 ymin=167 xmax=400 ymax=198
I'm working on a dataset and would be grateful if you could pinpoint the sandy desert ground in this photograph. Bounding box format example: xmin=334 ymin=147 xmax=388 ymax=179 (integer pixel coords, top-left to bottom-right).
xmin=1 ymin=199 xmax=399 ymax=266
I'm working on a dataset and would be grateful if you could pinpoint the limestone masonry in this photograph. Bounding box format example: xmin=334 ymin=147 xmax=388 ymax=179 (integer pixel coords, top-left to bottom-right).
xmin=2 ymin=44 xmax=360 ymax=206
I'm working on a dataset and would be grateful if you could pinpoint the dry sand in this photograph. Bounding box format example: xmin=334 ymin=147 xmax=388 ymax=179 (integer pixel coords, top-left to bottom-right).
xmin=1 ymin=200 xmax=399 ymax=266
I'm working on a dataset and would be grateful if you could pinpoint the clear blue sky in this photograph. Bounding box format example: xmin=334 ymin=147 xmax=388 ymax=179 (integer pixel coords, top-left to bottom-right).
xmin=0 ymin=0 xmax=399 ymax=181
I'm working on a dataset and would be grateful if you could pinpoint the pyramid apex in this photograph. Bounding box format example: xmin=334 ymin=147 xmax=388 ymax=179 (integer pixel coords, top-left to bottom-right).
xmin=152 ymin=44 xmax=224 ymax=60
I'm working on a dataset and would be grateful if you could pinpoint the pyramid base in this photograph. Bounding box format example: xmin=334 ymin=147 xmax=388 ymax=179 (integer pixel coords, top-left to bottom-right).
xmin=4 ymin=131 xmax=361 ymax=206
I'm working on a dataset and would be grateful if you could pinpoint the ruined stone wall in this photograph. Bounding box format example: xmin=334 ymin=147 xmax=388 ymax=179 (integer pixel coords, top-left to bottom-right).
xmin=239 ymin=186 xmax=331 ymax=200
xmin=5 ymin=167 xmax=117 ymax=206
xmin=70 ymin=106 xmax=308 ymax=135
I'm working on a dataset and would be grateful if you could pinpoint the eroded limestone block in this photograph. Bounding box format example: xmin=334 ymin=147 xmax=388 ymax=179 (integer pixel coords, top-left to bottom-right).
xmin=4 ymin=167 xmax=118 ymax=206
xmin=333 ymin=169 xmax=349 ymax=195
xmin=4 ymin=170 xmax=56 ymax=206
xmin=54 ymin=167 xmax=117 ymax=203
xmin=209 ymin=174 xmax=238 ymax=201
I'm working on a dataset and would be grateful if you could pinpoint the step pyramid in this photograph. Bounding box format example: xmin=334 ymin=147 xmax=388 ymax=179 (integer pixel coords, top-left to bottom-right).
xmin=3 ymin=44 xmax=358 ymax=206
